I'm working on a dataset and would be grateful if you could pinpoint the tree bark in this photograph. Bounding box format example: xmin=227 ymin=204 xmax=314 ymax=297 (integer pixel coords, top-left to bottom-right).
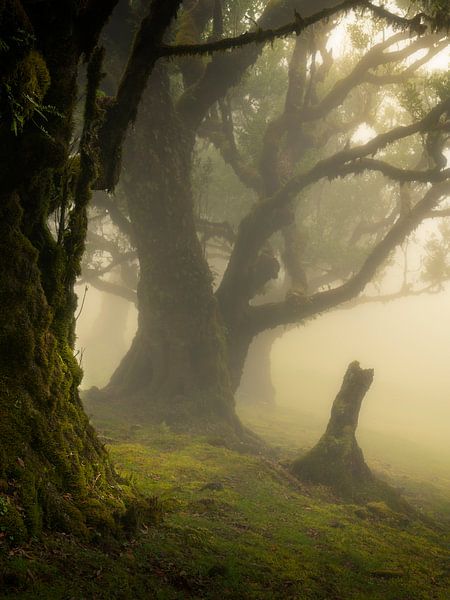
xmin=100 ymin=68 xmax=242 ymax=434
xmin=0 ymin=1 xmax=146 ymax=541
xmin=291 ymin=361 xmax=415 ymax=512
xmin=291 ymin=361 xmax=375 ymax=497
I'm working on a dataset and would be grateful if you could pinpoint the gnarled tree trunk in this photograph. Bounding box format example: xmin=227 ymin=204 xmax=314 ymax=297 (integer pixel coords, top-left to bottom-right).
xmin=0 ymin=1 xmax=144 ymax=542
xmin=100 ymin=68 xmax=242 ymax=435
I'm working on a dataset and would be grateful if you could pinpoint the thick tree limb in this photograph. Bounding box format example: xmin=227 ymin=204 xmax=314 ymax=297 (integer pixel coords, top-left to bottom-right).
xmin=248 ymin=180 xmax=450 ymax=333
xmin=217 ymin=97 xmax=450 ymax=309
xmin=176 ymin=0 xmax=426 ymax=131
xmin=161 ymin=1 xmax=425 ymax=57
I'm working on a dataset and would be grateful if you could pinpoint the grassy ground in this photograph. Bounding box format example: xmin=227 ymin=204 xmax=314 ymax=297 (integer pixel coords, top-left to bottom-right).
xmin=1 ymin=403 xmax=449 ymax=599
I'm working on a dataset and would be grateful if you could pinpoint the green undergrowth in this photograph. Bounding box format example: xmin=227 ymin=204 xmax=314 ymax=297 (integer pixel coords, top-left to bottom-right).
xmin=237 ymin=403 xmax=450 ymax=522
xmin=0 ymin=404 xmax=449 ymax=599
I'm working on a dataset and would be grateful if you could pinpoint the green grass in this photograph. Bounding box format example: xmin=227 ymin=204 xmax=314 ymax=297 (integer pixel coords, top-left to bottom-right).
xmin=1 ymin=404 xmax=449 ymax=599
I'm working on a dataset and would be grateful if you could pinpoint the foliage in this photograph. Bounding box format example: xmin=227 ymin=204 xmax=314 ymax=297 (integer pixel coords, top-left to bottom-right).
xmin=422 ymin=222 xmax=450 ymax=286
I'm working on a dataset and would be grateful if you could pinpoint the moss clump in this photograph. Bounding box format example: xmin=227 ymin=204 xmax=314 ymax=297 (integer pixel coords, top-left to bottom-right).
xmin=0 ymin=496 xmax=28 ymax=545
xmin=0 ymin=49 xmax=51 ymax=134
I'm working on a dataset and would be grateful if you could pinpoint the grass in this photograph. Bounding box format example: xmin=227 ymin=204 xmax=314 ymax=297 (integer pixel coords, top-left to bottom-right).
xmin=1 ymin=403 xmax=449 ymax=599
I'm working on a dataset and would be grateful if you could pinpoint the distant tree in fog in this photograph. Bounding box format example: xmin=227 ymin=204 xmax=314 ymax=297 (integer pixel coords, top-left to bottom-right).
xmin=83 ymin=1 xmax=450 ymax=435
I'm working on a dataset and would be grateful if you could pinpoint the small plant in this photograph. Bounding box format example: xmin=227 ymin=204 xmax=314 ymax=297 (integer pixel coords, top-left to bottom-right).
xmin=0 ymin=495 xmax=9 ymax=517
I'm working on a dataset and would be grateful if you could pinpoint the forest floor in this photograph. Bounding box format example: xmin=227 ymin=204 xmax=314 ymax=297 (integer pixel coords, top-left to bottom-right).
xmin=1 ymin=403 xmax=449 ymax=599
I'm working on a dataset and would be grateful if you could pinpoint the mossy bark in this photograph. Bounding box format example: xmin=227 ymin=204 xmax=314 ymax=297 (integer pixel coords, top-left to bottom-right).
xmin=291 ymin=361 xmax=411 ymax=510
xmin=291 ymin=361 xmax=375 ymax=498
xmin=98 ymin=67 xmax=242 ymax=436
xmin=0 ymin=1 xmax=145 ymax=542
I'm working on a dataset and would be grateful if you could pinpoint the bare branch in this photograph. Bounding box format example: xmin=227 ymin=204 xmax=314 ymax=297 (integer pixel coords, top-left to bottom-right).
xmin=81 ymin=271 xmax=137 ymax=304
xmin=248 ymin=181 xmax=450 ymax=333
xmin=161 ymin=1 xmax=426 ymax=58
xmin=217 ymin=97 xmax=450 ymax=309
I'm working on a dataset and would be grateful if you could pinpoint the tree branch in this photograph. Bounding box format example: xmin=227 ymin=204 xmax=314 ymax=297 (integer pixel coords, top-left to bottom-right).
xmin=363 ymin=39 xmax=449 ymax=85
xmin=161 ymin=1 xmax=426 ymax=58
xmin=298 ymin=33 xmax=443 ymax=123
xmin=199 ymin=116 xmax=263 ymax=193
xmin=195 ymin=216 xmax=236 ymax=245
xmin=85 ymin=230 xmax=136 ymax=263
xmin=81 ymin=271 xmax=137 ymax=304
xmin=176 ymin=0 xmax=426 ymax=131
xmin=92 ymin=191 xmax=134 ymax=240
xmin=335 ymin=284 xmax=440 ymax=311
xmin=217 ymin=97 xmax=450 ymax=309
xmin=248 ymin=180 xmax=450 ymax=333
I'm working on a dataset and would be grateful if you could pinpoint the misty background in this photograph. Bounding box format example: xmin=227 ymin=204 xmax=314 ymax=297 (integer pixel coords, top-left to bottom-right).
xmin=75 ymin=257 xmax=450 ymax=463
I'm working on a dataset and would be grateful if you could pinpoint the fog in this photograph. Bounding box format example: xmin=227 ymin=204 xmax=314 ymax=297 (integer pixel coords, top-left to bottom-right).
xmin=273 ymin=286 xmax=450 ymax=453
xmin=5 ymin=1 xmax=450 ymax=596
xmin=76 ymin=270 xmax=450 ymax=460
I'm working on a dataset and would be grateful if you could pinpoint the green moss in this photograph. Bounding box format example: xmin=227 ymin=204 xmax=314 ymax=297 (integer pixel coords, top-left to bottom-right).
xmin=0 ymin=404 xmax=449 ymax=598
xmin=0 ymin=45 xmax=149 ymax=546
xmin=1 ymin=49 xmax=50 ymax=135
xmin=0 ymin=496 xmax=28 ymax=545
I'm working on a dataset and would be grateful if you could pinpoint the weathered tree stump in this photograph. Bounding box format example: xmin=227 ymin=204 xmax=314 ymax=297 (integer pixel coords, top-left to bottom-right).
xmin=291 ymin=361 xmax=376 ymax=499
xmin=291 ymin=361 xmax=414 ymax=513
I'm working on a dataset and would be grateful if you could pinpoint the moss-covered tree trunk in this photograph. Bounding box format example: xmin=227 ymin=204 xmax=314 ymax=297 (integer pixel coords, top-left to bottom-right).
xmin=0 ymin=193 xmax=130 ymax=540
xmin=102 ymin=68 xmax=241 ymax=434
xmin=0 ymin=1 xmax=142 ymax=541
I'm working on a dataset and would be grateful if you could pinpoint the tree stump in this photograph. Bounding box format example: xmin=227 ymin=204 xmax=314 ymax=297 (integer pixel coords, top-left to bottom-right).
xmin=291 ymin=361 xmax=375 ymax=499
xmin=291 ymin=362 xmax=414 ymax=513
